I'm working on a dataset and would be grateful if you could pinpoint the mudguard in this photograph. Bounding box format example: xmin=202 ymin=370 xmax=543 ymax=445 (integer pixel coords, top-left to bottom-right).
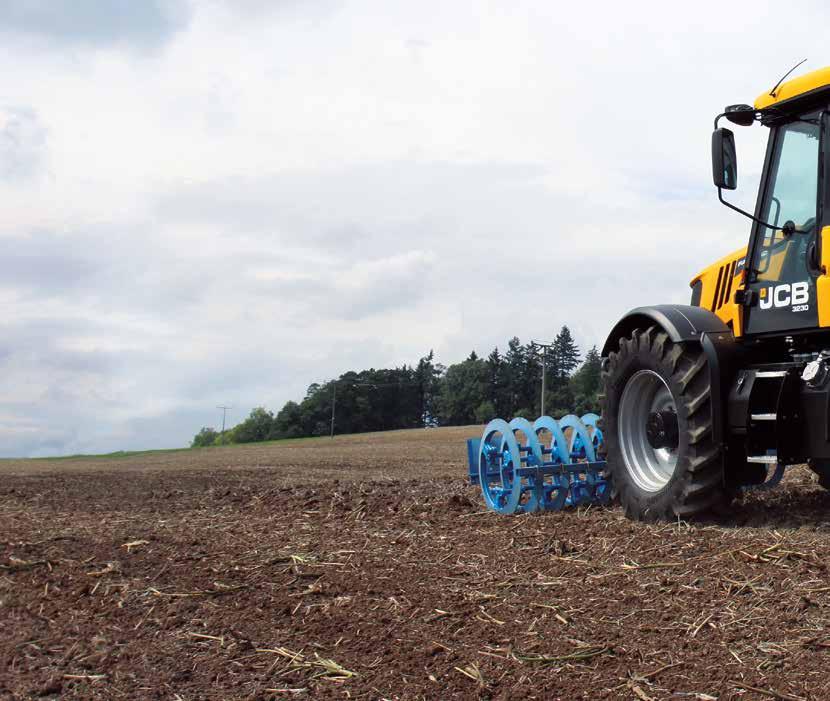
xmin=601 ymin=305 xmax=731 ymax=356
xmin=602 ymin=304 xmax=741 ymax=447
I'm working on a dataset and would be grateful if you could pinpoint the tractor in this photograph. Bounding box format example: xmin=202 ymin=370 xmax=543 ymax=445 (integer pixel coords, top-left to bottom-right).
xmin=468 ymin=64 xmax=830 ymax=521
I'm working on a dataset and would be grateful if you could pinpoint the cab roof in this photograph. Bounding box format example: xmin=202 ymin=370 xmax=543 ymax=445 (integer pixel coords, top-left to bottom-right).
xmin=755 ymin=65 xmax=830 ymax=111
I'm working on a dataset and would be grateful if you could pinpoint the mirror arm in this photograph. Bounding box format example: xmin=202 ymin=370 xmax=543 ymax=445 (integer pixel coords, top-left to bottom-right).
xmin=717 ymin=187 xmax=781 ymax=231
xmin=715 ymin=107 xmax=759 ymax=129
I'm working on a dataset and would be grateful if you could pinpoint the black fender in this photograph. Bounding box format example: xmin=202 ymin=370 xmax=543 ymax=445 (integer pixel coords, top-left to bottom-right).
xmin=603 ymin=304 xmax=741 ymax=447
xmin=601 ymin=304 xmax=730 ymax=356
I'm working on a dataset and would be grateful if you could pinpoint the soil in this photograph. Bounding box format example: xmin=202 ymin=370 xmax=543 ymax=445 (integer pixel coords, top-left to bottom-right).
xmin=3 ymin=426 xmax=830 ymax=700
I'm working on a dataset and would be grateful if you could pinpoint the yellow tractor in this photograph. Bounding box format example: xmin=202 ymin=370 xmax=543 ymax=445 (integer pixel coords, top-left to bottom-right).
xmin=601 ymin=64 xmax=830 ymax=519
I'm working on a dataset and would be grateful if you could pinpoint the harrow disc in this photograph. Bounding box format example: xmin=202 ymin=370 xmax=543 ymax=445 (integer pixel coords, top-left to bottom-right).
xmin=576 ymin=413 xmax=603 ymax=456
xmin=530 ymin=416 xmax=570 ymax=511
xmin=559 ymin=414 xmax=599 ymax=505
xmin=507 ymin=417 xmax=545 ymax=512
xmin=532 ymin=415 xmax=570 ymax=463
xmin=478 ymin=419 xmax=525 ymax=514
xmin=579 ymin=413 xmax=611 ymax=503
xmin=559 ymin=414 xmax=597 ymax=461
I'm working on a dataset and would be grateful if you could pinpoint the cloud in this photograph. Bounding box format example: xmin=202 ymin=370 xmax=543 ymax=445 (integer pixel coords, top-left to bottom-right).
xmin=216 ymin=0 xmax=343 ymax=20
xmin=0 ymin=0 xmax=190 ymax=48
xmin=0 ymin=107 xmax=46 ymax=183
xmin=253 ymin=250 xmax=437 ymax=320
xmin=0 ymin=229 xmax=96 ymax=295
xmin=0 ymin=0 xmax=824 ymax=456
xmin=0 ymin=150 xmax=747 ymax=457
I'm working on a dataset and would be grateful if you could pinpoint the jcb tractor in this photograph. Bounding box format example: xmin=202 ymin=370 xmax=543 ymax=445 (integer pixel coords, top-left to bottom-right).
xmin=602 ymin=64 xmax=830 ymax=519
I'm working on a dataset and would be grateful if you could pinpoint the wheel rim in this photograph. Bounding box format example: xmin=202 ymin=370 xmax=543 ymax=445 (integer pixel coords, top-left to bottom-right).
xmin=618 ymin=370 xmax=678 ymax=492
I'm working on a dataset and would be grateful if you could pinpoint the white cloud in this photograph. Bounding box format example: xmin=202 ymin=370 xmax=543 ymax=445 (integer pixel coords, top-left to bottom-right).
xmin=0 ymin=0 xmax=190 ymax=48
xmin=0 ymin=0 xmax=825 ymax=455
xmin=0 ymin=106 xmax=46 ymax=182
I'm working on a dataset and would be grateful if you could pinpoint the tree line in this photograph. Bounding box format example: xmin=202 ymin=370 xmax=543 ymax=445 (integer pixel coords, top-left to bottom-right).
xmin=191 ymin=326 xmax=601 ymax=447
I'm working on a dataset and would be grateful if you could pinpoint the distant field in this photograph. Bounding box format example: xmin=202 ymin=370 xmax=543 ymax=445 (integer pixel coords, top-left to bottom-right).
xmin=0 ymin=425 xmax=481 ymax=479
xmin=4 ymin=425 xmax=830 ymax=699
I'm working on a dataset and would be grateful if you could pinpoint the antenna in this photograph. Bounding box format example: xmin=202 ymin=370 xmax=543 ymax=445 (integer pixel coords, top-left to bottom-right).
xmin=769 ymin=58 xmax=807 ymax=97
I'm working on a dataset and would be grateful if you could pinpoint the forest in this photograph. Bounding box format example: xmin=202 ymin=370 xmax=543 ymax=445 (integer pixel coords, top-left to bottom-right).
xmin=191 ymin=326 xmax=601 ymax=447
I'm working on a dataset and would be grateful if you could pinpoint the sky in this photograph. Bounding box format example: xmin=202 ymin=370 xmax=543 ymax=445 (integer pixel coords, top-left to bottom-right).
xmin=0 ymin=0 xmax=825 ymax=456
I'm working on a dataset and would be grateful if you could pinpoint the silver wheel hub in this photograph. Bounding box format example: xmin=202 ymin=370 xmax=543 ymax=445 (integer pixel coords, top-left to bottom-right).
xmin=618 ymin=370 xmax=678 ymax=492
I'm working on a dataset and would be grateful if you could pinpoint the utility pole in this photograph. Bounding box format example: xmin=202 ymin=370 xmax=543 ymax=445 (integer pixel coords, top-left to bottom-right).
xmin=330 ymin=383 xmax=337 ymax=438
xmin=532 ymin=341 xmax=555 ymax=417
xmin=217 ymin=405 xmax=232 ymax=443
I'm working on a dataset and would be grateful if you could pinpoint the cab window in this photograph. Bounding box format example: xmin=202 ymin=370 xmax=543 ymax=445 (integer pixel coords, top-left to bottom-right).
xmin=752 ymin=116 xmax=820 ymax=282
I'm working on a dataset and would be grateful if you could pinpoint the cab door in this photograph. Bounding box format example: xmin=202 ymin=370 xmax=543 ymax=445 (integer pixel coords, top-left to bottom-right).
xmin=744 ymin=114 xmax=822 ymax=335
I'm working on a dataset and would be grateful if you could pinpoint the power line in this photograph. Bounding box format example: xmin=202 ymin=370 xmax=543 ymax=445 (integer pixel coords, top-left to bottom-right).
xmin=328 ymin=380 xmax=418 ymax=438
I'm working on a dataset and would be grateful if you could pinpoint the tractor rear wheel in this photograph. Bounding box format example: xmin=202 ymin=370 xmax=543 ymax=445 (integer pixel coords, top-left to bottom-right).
xmin=601 ymin=327 xmax=728 ymax=521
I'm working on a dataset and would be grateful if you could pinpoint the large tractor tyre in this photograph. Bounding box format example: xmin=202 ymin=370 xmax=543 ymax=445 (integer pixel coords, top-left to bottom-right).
xmin=601 ymin=326 xmax=728 ymax=521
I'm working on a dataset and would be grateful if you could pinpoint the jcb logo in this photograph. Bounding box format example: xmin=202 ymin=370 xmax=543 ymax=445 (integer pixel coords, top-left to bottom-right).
xmin=759 ymin=281 xmax=809 ymax=311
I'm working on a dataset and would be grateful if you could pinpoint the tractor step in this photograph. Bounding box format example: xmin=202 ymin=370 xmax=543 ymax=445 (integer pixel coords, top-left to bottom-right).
xmin=732 ymin=367 xmax=801 ymax=472
xmin=747 ymin=454 xmax=778 ymax=464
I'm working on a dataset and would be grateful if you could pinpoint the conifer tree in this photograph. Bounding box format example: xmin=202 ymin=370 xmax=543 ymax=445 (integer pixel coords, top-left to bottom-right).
xmin=553 ymin=326 xmax=581 ymax=380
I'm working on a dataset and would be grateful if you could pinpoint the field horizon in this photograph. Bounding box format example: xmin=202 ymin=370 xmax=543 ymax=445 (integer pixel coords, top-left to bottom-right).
xmin=0 ymin=424 xmax=481 ymax=476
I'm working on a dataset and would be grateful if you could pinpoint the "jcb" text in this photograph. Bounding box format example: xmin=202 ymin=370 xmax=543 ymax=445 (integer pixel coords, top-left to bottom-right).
xmin=759 ymin=281 xmax=809 ymax=311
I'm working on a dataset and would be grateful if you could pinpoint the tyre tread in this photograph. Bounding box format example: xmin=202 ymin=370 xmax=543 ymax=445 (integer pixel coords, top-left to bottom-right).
xmin=601 ymin=327 xmax=727 ymax=521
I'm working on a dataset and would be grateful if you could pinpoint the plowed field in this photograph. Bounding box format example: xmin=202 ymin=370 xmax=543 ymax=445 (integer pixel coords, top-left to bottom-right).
xmin=3 ymin=426 xmax=830 ymax=700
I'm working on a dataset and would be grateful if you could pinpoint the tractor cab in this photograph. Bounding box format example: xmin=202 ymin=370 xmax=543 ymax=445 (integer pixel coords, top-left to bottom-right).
xmin=701 ymin=65 xmax=830 ymax=339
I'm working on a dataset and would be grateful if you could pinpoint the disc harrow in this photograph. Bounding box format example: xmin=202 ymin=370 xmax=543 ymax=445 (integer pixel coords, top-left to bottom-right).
xmin=466 ymin=413 xmax=610 ymax=514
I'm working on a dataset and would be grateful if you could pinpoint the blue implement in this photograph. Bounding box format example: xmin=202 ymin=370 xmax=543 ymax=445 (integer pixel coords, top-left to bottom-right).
xmin=467 ymin=413 xmax=611 ymax=514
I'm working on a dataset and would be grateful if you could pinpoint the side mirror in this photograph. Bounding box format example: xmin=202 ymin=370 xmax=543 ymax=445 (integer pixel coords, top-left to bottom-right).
xmin=712 ymin=128 xmax=737 ymax=190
